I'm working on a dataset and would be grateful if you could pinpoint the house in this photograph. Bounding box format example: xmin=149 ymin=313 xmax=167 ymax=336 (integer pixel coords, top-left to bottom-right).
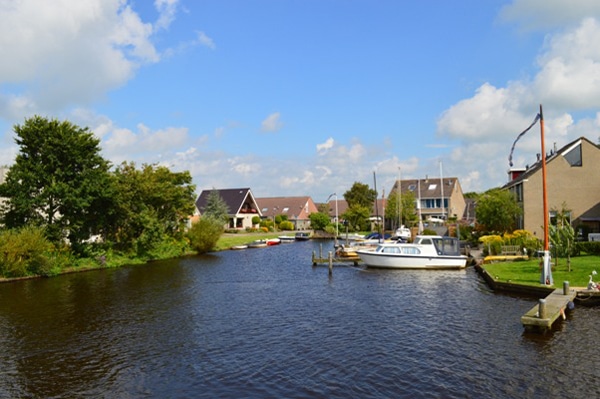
xmin=195 ymin=188 xmax=261 ymax=230
xmin=503 ymin=136 xmax=600 ymax=238
xmin=391 ymin=177 xmax=466 ymax=224
xmin=325 ymin=198 xmax=388 ymax=230
xmin=255 ymin=196 xmax=318 ymax=230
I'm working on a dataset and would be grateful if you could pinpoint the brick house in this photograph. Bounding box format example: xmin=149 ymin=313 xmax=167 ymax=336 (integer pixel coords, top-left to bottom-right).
xmin=504 ymin=136 xmax=600 ymax=238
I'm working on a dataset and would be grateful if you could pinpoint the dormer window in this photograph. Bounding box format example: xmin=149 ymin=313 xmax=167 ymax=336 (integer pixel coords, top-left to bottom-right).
xmin=563 ymin=141 xmax=582 ymax=167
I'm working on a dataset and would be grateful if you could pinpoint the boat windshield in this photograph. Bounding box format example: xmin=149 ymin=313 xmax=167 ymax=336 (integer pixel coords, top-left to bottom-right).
xmin=432 ymin=237 xmax=460 ymax=256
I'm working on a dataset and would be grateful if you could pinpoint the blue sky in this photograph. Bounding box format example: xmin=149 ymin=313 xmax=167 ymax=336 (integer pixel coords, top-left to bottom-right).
xmin=2 ymin=0 xmax=600 ymax=202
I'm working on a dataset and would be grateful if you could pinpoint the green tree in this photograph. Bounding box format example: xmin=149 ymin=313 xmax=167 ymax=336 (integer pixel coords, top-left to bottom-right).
xmin=386 ymin=190 xmax=418 ymax=229
xmin=342 ymin=205 xmax=371 ymax=231
xmin=343 ymin=182 xmax=377 ymax=231
xmin=475 ymin=188 xmax=522 ymax=233
xmin=549 ymin=203 xmax=575 ymax=270
xmin=309 ymin=212 xmax=331 ymax=231
xmin=0 ymin=116 xmax=114 ymax=248
xmin=203 ymin=189 xmax=229 ymax=224
xmin=344 ymin=182 xmax=377 ymax=208
xmin=108 ymin=162 xmax=196 ymax=254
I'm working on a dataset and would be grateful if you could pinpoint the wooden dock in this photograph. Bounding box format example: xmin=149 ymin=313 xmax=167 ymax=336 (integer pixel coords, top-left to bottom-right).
xmin=521 ymin=285 xmax=576 ymax=331
xmin=311 ymin=251 xmax=361 ymax=266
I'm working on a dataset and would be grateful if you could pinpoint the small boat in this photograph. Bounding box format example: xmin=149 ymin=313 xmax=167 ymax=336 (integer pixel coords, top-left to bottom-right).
xmin=231 ymin=244 xmax=248 ymax=250
xmin=295 ymin=232 xmax=311 ymax=241
xmin=266 ymin=238 xmax=281 ymax=246
xmin=247 ymin=240 xmax=267 ymax=248
xmin=278 ymin=235 xmax=295 ymax=243
xmin=393 ymin=225 xmax=412 ymax=242
xmin=356 ymin=235 xmax=468 ymax=269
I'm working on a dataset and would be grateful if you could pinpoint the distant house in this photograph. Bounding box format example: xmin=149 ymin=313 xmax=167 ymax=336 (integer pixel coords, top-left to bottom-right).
xmin=195 ymin=188 xmax=261 ymax=230
xmin=325 ymin=198 xmax=388 ymax=230
xmin=391 ymin=177 xmax=466 ymax=225
xmin=504 ymin=136 xmax=600 ymax=238
xmin=255 ymin=196 xmax=318 ymax=230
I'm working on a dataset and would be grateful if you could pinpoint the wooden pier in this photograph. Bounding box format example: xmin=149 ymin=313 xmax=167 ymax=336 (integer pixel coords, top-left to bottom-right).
xmin=311 ymin=250 xmax=361 ymax=267
xmin=521 ymin=283 xmax=576 ymax=332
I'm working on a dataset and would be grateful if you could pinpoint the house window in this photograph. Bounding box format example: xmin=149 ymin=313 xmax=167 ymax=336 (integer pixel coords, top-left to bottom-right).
xmin=423 ymin=198 xmax=448 ymax=209
xmin=262 ymin=207 xmax=268 ymax=213
xmin=428 ymin=184 xmax=437 ymax=190
xmin=408 ymin=184 xmax=416 ymax=191
xmin=563 ymin=142 xmax=582 ymax=166
xmin=282 ymin=207 xmax=289 ymax=213
xmin=514 ymin=183 xmax=523 ymax=202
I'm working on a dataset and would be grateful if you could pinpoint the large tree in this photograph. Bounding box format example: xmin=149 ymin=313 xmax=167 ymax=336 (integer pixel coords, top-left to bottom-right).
xmin=108 ymin=162 xmax=196 ymax=254
xmin=344 ymin=182 xmax=377 ymax=208
xmin=343 ymin=182 xmax=377 ymax=231
xmin=385 ymin=190 xmax=418 ymax=229
xmin=0 ymin=116 xmax=114 ymax=247
xmin=475 ymin=188 xmax=522 ymax=233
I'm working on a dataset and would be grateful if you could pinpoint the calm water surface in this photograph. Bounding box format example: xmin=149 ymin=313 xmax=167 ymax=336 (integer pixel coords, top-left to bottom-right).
xmin=0 ymin=240 xmax=599 ymax=398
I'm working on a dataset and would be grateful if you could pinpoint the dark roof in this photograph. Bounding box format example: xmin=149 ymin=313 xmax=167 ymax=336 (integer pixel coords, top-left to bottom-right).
xmin=255 ymin=196 xmax=312 ymax=219
xmin=391 ymin=177 xmax=459 ymax=199
xmin=322 ymin=198 xmax=386 ymax=217
xmin=503 ymin=136 xmax=597 ymax=188
xmin=195 ymin=188 xmax=259 ymax=215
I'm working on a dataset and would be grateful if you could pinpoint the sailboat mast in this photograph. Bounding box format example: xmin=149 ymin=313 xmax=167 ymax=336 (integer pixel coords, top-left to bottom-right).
xmin=397 ymin=167 xmax=402 ymax=228
xmin=373 ymin=171 xmax=381 ymax=237
xmin=440 ymin=161 xmax=445 ymax=220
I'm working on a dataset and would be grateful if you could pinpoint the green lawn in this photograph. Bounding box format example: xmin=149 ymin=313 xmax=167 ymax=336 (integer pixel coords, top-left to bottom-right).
xmin=482 ymin=255 xmax=599 ymax=288
xmin=214 ymin=232 xmax=285 ymax=251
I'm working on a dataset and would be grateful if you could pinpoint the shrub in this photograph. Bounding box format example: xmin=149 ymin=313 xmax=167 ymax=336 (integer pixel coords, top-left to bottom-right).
xmin=0 ymin=225 xmax=53 ymax=277
xmin=576 ymin=241 xmax=600 ymax=256
xmin=279 ymin=221 xmax=294 ymax=231
xmin=186 ymin=217 xmax=224 ymax=254
xmin=503 ymin=230 xmax=541 ymax=256
xmin=479 ymin=234 xmax=503 ymax=256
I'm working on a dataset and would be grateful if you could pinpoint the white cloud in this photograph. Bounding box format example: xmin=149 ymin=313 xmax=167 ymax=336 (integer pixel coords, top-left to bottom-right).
xmin=316 ymin=137 xmax=335 ymax=154
xmin=154 ymin=0 xmax=179 ymax=31
xmin=435 ymin=16 xmax=600 ymax=191
xmin=196 ymin=31 xmax=216 ymax=50
xmin=0 ymin=0 xmax=175 ymax=117
xmin=260 ymin=112 xmax=283 ymax=132
xmin=533 ymin=18 xmax=600 ymax=109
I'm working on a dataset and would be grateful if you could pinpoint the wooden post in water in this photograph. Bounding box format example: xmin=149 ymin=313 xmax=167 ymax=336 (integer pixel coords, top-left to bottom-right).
xmin=538 ymin=298 xmax=547 ymax=319
xmin=320 ymin=244 xmax=323 ymax=259
xmin=312 ymin=250 xmax=316 ymax=267
xmin=328 ymin=251 xmax=333 ymax=276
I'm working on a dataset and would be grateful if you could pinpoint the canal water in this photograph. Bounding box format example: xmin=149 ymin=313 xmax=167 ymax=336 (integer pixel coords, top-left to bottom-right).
xmin=0 ymin=240 xmax=599 ymax=398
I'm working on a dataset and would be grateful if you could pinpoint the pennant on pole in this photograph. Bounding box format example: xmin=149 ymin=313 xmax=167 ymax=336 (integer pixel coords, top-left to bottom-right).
xmin=508 ymin=113 xmax=541 ymax=167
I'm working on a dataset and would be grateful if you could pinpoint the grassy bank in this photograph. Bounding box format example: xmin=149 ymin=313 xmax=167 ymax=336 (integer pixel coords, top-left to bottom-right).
xmin=482 ymin=255 xmax=599 ymax=288
xmin=214 ymin=233 xmax=286 ymax=251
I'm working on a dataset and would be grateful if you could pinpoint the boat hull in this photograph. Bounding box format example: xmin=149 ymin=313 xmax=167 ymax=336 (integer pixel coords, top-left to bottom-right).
xmin=356 ymin=250 xmax=467 ymax=269
xmin=356 ymin=235 xmax=468 ymax=269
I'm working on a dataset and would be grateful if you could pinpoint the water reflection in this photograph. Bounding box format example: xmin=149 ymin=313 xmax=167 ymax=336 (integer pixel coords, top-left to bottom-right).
xmin=0 ymin=240 xmax=599 ymax=398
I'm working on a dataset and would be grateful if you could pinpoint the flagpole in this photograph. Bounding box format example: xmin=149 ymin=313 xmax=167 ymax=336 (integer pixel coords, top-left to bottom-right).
xmin=539 ymin=104 xmax=553 ymax=285
xmin=540 ymin=105 xmax=549 ymax=250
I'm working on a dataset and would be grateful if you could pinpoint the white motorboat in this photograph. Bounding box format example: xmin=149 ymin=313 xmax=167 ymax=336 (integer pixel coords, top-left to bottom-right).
xmin=356 ymin=235 xmax=468 ymax=269
xmin=393 ymin=225 xmax=412 ymax=241
xmin=278 ymin=235 xmax=295 ymax=243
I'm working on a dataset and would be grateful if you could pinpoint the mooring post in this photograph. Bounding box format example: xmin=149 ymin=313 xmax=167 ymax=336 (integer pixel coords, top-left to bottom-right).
xmin=320 ymin=244 xmax=323 ymax=259
xmin=563 ymin=281 xmax=570 ymax=295
xmin=328 ymin=251 xmax=333 ymax=276
xmin=538 ymin=298 xmax=547 ymax=319
xmin=312 ymin=250 xmax=316 ymax=267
